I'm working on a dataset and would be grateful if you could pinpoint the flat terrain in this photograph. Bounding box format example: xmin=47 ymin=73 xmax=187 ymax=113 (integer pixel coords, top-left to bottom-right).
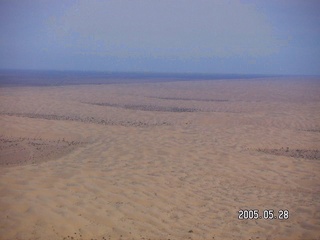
xmin=0 ymin=77 xmax=320 ymax=240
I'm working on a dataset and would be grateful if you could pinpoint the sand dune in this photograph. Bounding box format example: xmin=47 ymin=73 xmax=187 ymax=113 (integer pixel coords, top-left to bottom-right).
xmin=0 ymin=78 xmax=319 ymax=240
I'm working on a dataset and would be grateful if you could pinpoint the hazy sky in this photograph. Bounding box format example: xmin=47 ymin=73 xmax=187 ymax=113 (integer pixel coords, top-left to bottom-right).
xmin=0 ymin=0 xmax=319 ymax=74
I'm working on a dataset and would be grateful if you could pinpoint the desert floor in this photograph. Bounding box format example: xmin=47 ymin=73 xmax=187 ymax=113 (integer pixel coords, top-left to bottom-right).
xmin=0 ymin=78 xmax=319 ymax=240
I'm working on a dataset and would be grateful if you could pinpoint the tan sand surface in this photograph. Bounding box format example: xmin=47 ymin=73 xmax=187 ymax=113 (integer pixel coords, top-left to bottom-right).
xmin=0 ymin=78 xmax=320 ymax=240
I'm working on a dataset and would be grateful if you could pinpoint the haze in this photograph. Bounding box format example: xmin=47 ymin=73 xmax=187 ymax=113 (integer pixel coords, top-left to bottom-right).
xmin=0 ymin=0 xmax=320 ymax=74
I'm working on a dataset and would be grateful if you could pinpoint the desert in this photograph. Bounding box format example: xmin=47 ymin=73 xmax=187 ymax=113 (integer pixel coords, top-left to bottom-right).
xmin=0 ymin=76 xmax=320 ymax=240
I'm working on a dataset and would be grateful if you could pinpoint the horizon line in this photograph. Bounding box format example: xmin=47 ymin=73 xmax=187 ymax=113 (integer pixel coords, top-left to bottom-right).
xmin=1 ymin=68 xmax=319 ymax=78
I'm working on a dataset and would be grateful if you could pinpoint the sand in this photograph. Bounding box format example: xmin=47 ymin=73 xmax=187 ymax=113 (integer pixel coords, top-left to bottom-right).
xmin=0 ymin=77 xmax=319 ymax=240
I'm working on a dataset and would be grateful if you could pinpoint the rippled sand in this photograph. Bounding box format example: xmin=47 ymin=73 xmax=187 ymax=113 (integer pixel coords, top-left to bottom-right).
xmin=0 ymin=78 xmax=320 ymax=240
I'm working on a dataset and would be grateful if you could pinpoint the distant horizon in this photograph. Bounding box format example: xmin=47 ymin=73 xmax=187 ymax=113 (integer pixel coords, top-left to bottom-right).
xmin=1 ymin=68 xmax=319 ymax=88
xmin=1 ymin=68 xmax=319 ymax=78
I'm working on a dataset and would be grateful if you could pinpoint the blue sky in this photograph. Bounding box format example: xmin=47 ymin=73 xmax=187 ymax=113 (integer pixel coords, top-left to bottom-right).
xmin=0 ymin=0 xmax=319 ymax=75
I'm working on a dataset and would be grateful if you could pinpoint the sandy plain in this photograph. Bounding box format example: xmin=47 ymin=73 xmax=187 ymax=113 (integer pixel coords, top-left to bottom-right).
xmin=0 ymin=77 xmax=319 ymax=240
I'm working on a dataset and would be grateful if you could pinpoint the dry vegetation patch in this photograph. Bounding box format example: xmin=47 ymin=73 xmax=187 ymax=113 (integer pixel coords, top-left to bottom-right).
xmin=89 ymin=102 xmax=201 ymax=112
xmin=0 ymin=112 xmax=170 ymax=127
xmin=0 ymin=136 xmax=85 ymax=166
xmin=148 ymin=96 xmax=229 ymax=102
xmin=298 ymin=129 xmax=320 ymax=133
xmin=257 ymin=147 xmax=320 ymax=160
